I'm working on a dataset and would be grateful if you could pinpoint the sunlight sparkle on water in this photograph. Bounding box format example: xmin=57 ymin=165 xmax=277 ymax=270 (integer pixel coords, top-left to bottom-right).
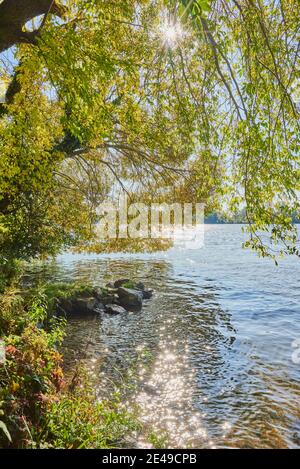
xmin=135 ymin=343 xmax=212 ymax=448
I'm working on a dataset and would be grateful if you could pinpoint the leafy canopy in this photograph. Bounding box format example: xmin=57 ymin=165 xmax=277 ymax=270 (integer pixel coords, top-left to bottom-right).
xmin=0 ymin=0 xmax=299 ymax=261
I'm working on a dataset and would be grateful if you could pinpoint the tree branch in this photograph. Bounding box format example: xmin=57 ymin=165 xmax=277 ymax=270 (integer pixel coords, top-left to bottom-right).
xmin=0 ymin=0 xmax=67 ymax=53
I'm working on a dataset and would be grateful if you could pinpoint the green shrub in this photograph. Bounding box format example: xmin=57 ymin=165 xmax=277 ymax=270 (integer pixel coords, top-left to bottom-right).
xmin=35 ymin=379 xmax=139 ymax=449
xmin=0 ymin=257 xmax=22 ymax=294
xmin=43 ymin=283 xmax=95 ymax=301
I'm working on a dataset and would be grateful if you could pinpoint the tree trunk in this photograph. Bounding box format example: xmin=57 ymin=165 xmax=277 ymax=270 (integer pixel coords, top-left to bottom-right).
xmin=0 ymin=0 xmax=66 ymax=53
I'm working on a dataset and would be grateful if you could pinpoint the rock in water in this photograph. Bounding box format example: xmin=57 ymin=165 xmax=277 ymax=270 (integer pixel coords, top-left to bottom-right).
xmin=56 ymin=280 xmax=153 ymax=318
xmin=135 ymin=282 xmax=145 ymax=291
xmin=58 ymin=297 xmax=102 ymax=316
xmin=113 ymin=278 xmax=131 ymax=288
xmin=94 ymin=288 xmax=117 ymax=305
xmin=117 ymin=287 xmax=143 ymax=310
xmin=142 ymin=289 xmax=153 ymax=300
xmin=104 ymin=304 xmax=127 ymax=315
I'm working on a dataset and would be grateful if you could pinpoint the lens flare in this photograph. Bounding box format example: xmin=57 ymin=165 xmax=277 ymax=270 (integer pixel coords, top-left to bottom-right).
xmin=159 ymin=21 xmax=184 ymax=47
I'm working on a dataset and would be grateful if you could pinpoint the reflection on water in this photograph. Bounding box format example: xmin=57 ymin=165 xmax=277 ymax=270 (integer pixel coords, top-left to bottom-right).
xmin=24 ymin=225 xmax=300 ymax=448
xmin=134 ymin=345 xmax=213 ymax=448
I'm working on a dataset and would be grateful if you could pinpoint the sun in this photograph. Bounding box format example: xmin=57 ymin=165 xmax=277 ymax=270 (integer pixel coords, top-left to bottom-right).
xmin=163 ymin=24 xmax=178 ymax=42
xmin=159 ymin=21 xmax=184 ymax=47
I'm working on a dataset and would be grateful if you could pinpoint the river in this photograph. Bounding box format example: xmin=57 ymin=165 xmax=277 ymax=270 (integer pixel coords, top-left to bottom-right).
xmin=24 ymin=225 xmax=300 ymax=449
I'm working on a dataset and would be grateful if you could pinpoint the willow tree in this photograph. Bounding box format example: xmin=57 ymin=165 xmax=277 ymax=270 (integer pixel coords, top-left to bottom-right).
xmin=0 ymin=0 xmax=299 ymax=262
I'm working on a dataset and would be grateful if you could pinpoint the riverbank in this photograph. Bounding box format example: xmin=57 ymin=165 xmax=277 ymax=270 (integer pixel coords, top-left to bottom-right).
xmin=0 ymin=280 xmax=147 ymax=449
xmin=2 ymin=225 xmax=300 ymax=448
xmin=19 ymin=225 xmax=300 ymax=449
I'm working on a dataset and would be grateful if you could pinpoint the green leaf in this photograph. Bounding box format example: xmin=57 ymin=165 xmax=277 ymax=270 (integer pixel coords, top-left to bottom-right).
xmin=0 ymin=421 xmax=12 ymax=443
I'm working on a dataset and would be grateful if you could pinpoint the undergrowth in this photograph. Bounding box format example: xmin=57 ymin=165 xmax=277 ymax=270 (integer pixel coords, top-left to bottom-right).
xmin=0 ymin=284 xmax=139 ymax=448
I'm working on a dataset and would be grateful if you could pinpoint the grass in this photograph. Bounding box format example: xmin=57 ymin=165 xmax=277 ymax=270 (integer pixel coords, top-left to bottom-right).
xmin=148 ymin=431 xmax=169 ymax=449
xmin=36 ymin=386 xmax=139 ymax=449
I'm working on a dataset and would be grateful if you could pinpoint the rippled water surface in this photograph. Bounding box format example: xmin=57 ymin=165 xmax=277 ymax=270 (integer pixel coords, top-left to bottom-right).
xmin=25 ymin=225 xmax=300 ymax=448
